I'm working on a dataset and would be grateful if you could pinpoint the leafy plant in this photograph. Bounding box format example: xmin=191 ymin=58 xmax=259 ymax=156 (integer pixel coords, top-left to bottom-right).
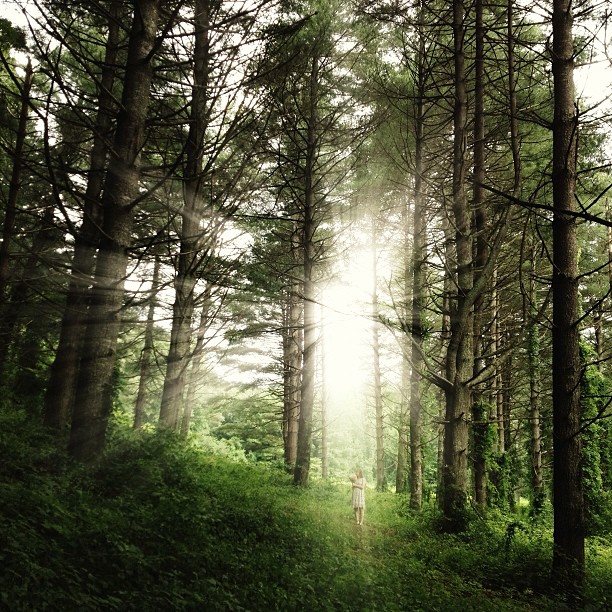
xmin=1 ymin=413 xmax=611 ymax=610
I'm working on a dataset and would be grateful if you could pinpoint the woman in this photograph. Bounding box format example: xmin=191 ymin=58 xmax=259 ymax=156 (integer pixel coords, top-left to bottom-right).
xmin=350 ymin=469 xmax=366 ymax=525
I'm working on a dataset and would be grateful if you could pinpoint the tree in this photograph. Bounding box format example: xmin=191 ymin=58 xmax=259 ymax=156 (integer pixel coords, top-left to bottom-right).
xmin=370 ymin=217 xmax=385 ymax=491
xmin=158 ymin=0 xmax=266 ymax=430
xmin=157 ymin=0 xmax=216 ymax=430
xmin=0 ymin=59 xmax=32 ymax=303
xmin=133 ymin=256 xmax=161 ymax=430
xmin=0 ymin=58 xmax=33 ymax=371
xmin=550 ymin=0 xmax=585 ymax=589
xmin=440 ymin=0 xmax=473 ymax=530
xmin=43 ymin=1 xmax=123 ymax=430
xmin=408 ymin=5 xmax=427 ymax=510
xmin=293 ymin=42 xmax=321 ymax=485
xmin=69 ymin=0 xmax=162 ymax=461
xmin=282 ymin=250 xmax=303 ymax=466
xmin=255 ymin=0 xmax=361 ymax=485
xmin=0 ymin=19 xmax=29 ymax=309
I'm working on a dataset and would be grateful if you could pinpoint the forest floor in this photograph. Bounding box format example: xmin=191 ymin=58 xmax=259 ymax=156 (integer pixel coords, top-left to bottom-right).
xmin=2 ymin=417 xmax=611 ymax=611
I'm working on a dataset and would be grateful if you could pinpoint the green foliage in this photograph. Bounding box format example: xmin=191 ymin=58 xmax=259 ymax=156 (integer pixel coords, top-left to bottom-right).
xmin=472 ymin=399 xmax=497 ymax=463
xmin=488 ymin=448 xmax=521 ymax=511
xmin=2 ymin=413 xmax=612 ymax=610
xmin=602 ymin=417 xmax=612 ymax=490
xmin=0 ymin=18 xmax=26 ymax=131
xmin=0 ymin=18 xmax=27 ymax=52
xmin=209 ymin=391 xmax=284 ymax=462
xmin=580 ymin=342 xmax=610 ymax=534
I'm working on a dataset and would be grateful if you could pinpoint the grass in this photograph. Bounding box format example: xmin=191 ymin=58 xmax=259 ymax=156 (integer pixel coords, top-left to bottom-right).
xmin=1 ymin=416 xmax=611 ymax=610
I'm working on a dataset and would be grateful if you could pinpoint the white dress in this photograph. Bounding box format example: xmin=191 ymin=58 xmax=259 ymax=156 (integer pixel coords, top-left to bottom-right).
xmin=352 ymin=477 xmax=366 ymax=509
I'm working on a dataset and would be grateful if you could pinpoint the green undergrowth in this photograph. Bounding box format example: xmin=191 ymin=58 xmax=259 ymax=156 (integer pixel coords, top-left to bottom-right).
xmin=1 ymin=413 xmax=611 ymax=611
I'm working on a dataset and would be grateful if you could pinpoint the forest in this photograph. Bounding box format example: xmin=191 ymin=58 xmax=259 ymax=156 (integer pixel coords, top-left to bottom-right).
xmin=1 ymin=0 xmax=612 ymax=609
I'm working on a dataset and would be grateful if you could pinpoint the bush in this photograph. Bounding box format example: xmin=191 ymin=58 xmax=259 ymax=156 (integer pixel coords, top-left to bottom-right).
xmin=1 ymin=413 xmax=611 ymax=610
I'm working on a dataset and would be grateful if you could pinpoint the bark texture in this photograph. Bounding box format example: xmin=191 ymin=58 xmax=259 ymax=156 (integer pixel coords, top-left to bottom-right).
xmin=551 ymin=0 xmax=585 ymax=589
xmin=409 ymin=63 xmax=426 ymax=509
xmin=0 ymin=59 xmax=33 ymax=377
xmin=69 ymin=0 xmax=161 ymax=461
xmin=159 ymin=0 xmax=212 ymax=429
xmin=442 ymin=0 xmax=472 ymax=531
xmin=134 ymin=256 xmax=160 ymax=430
xmin=283 ymin=239 xmax=303 ymax=467
xmin=471 ymin=0 xmax=488 ymax=508
xmin=0 ymin=59 xmax=32 ymax=302
xmin=294 ymin=54 xmax=319 ymax=486
xmin=43 ymin=3 xmax=121 ymax=430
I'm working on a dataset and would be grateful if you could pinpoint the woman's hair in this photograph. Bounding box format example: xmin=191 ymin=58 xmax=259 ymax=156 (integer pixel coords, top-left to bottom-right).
xmin=356 ymin=469 xmax=363 ymax=479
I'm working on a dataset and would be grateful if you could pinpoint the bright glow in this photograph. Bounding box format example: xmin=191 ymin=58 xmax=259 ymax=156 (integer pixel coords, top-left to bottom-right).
xmin=320 ymin=249 xmax=373 ymax=418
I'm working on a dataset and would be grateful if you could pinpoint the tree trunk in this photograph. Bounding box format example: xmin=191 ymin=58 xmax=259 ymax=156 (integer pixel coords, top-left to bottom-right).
xmin=294 ymin=54 xmax=319 ymax=486
xmin=0 ymin=59 xmax=33 ymax=376
xmin=181 ymin=297 xmax=212 ymax=439
xmin=496 ymin=353 xmax=506 ymax=452
xmin=0 ymin=59 xmax=32 ymax=303
xmin=489 ymin=275 xmax=499 ymax=458
xmin=409 ymin=49 xmax=426 ymax=508
xmin=442 ymin=0 xmax=472 ymax=531
xmin=294 ymin=267 xmax=316 ymax=485
xmin=159 ymin=0 xmax=211 ymax=430
xmin=471 ymin=0 xmax=488 ymax=509
xmin=134 ymin=256 xmax=160 ymax=430
xmin=397 ymin=191 xmax=411 ymax=494
xmin=69 ymin=0 xmax=161 ymax=462
xmin=283 ymin=260 xmax=302 ymax=467
xmin=371 ymin=220 xmax=385 ymax=491
xmin=501 ymin=347 xmax=512 ymax=455
xmin=502 ymin=346 xmax=515 ymax=509
xmin=43 ymin=4 xmax=120 ymax=430
xmin=396 ymin=354 xmax=409 ymax=493
xmin=320 ymin=301 xmax=329 ymax=479
xmin=2 ymin=205 xmax=56 ymax=407
xmin=508 ymin=0 xmax=541 ymax=508
xmin=438 ymin=219 xmax=454 ymax=507
xmin=551 ymin=0 xmax=585 ymax=589
xmin=526 ymin=249 xmax=543 ymax=504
